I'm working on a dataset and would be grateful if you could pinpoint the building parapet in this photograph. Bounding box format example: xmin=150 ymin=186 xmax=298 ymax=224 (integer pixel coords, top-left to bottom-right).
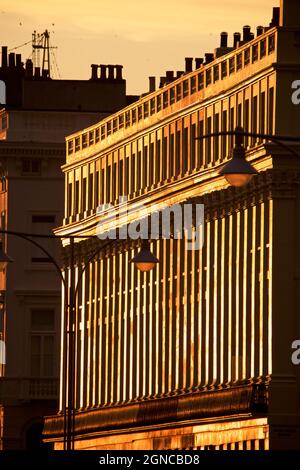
xmin=66 ymin=28 xmax=277 ymax=162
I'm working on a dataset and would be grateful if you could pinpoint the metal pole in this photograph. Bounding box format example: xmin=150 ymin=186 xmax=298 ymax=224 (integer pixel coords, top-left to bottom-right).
xmin=66 ymin=237 xmax=75 ymax=450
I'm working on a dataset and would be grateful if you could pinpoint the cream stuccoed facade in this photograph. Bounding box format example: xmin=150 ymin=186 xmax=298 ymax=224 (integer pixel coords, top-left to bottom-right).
xmin=45 ymin=0 xmax=300 ymax=450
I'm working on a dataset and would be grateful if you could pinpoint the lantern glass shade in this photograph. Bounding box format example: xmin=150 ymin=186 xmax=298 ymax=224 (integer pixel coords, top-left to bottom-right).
xmin=135 ymin=261 xmax=156 ymax=272
xmin=131 ymin=241 xmax=159 ymax=272
xmin=224 ymin=173 xmax=254 ymax=187
xmin=0 ymin=244 xmax=13 ymax=270
xmin=219 ymin=143 xmax=258 ymax=187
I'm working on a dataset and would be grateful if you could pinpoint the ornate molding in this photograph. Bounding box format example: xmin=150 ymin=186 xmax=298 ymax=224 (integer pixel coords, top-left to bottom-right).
xmin=43 ymin=384 xmax=268 ymax=441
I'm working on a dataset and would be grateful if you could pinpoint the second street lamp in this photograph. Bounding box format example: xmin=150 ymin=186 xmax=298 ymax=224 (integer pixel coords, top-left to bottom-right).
xmin=131 ymin=239 xmax=159 ymax=272
xmin=197 ymin=126 xmax=300 ymax=188
xmin=218 ymin=126 xmax=259 ymax=187
xmin=0 ymin=230 xmax=158 ymax=449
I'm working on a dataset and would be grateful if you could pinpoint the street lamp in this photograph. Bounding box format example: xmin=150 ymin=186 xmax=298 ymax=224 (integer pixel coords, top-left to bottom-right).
xmin=219 ymin=126 xmax=258 ymax=187
xmin=197 ymin=126 xmax=300 ymax=188
xmin=131 ymin=239 xmax=159 ymax=272
xmin=0 ymin=229 xmax=158 ymax=450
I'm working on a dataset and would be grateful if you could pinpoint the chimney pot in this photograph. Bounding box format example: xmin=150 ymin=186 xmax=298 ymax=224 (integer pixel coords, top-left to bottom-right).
xmin=25 ymin=59 xmax=33 ymax=78
xmin=149 ymin=76 xmax=156 ymax=92
xmin=115 ymin=65 xmax=123 ymax=80
xmin=100 ymin=64 xmax=107 ymax=80
xmin=1 ymin=46 xmax=8 ymax=68
xmin=220 ymin=32 xmax=228 ymax=48
xmin=91 ymin=64 xmax=98 ymax=80
xmin=159 ymin=76 xmax=167 ymax=88
xmin=195 ymin=58 xmax=203 ymax=69
xmin=205 ymin=53 xmax=214 ymax=64
xmin=107 ymin=64 xmax=114 ymax=80
xmin=256 ymin=26 xmax=264 ymax=36
xmin=166 ymin=71 xmax=174 ymax=83
xmin=233 ymin=32 xmax=241 ymax=47
xmin=8 ymin=53 xmax=15 ymax=68
xmin=185 ymin=57 xmax=193 ymax=73
xmin=243 ymin=25 xmax=251 ymax=42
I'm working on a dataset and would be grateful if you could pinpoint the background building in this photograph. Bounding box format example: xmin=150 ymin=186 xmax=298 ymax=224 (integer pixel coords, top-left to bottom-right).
xmin=44 ymin=0 xmax=300 ymax=450
xmin=0 ymin=50 xmax=135 ymax=449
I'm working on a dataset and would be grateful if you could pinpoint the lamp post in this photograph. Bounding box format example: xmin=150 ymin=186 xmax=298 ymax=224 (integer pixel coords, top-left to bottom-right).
xmin=197 ymin=126 xmax=300 ymax=187
xmin=0 ymin=230 xmax=157 ymax=450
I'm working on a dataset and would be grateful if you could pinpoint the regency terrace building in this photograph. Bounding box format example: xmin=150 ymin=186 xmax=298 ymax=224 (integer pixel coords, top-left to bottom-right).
xmin=44 ymin=0 xmax=300 ymax=450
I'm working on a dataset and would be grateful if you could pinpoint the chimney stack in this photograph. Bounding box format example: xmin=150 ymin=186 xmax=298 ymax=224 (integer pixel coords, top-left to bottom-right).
xmin=185 ymin=57 xmax=193 ymax=73
xmin=220 ymin=32 xmax=228 ymax=48
xmin=233 ymin=32 xmax=241 ymax=47
xmin=195 ymin=58 xmax=203 ymax=69
xmin=1 ymin=46 xmax=8 ymax=68
xmin=100 ymin=64 xmax=107 ymax=80
xmin=8 ymin=53 xmax=15 ymax=68
xmin=176 ymin=71 xmax=184 ymax=78
xmin=159 ymin=76 xmax=167 ymax=88
xmin=149 ymin=76 xmax=156 ymax=92
xmin=91 ymin=64 xmax=98 ymax=80
xmin=34 ymin=67 xmax=40 ymax=78
xmin=270 ymin=6 xmax=280 ymax=27
xmin=16 ymin=54 xmax=22 ymax=68
xmin=115 ymin=65 xmax=123 ymax=80
xmin=166 ymin=71 xmax=174 ymax=83
xmin=257 ymin=26 xmax=264 ymax=36
xmin=243 ymin=25 xmax=252 ymax=42
xmin=25 ymin=59 xmax=33 ymax=78
xmin=205 ymin=53 xmax=214 ymax=64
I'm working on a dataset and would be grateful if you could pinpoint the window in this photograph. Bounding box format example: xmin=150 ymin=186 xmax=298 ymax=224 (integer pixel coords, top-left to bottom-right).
xmin=206 ymin=117 xmax=212 ymax=164
xmin=222 ymin=110 xmax=227 ymax=158
xmin=67 ymin=182 xmax=72 ymax=217
xmin=229 ymin=57 xmax=235 ymax=74
xmin=260 ymin=92 xmax=266 ymax=136
xmin=244 ymin=48 xmax=250 ymax=66
xmin=260 ymin=39 xmax=266 ymax=58
xmin=213 ymin=65 xmax=219 ymax=82
xmin=252 ymin=96 xmax=258 ymax=145
xmin=191 ymin=124 xmax=196 ymax=170
xmin=21 ymin=159 xmax=41 ymax=175
xmin=175 ymin=130 xmax=181 ymax=176
xmin=143 ymin=104 xmax=148 ymax=119
xmin=163 ymin=91 xmax=168 ymax=108
xmin=170 ymin=87 xmax=175 ymax=104
xmin=198 ymin=73 xmax=204 ymax=90
xmin=206 ymin=69 xmax=212 ymax=86
xmin=236 ymin=53 xmax=242 ymax=71
xmin=176 ymin=84 xmax=182 ymax=101
xmin=198 ymin=120 xmax=204 ymax=167
xmin=268 ymin=87 xmax=274 ymax=135
xmin=88 ymin=173 xmax=94 ymax=211
xmin=30 ymin=309 xmax=55 ymax=377
xmin=268 ymin=34 xmax=275 ymax=54
xmin=252 ymin=44 xmax=258 ymax=63
xmin=82 ymin=177 xmax=87 ymax=212
xmin=31 ymin=215 xmax=56 ymax=263
xmin=214 ymin=113 xmax=220 ymax=162
xmin=221 ymin=61 xmax=227 ymax=79
xmin=67 ymin=140 xmax=74 ymax=155
xmin=183 ymin=80 xmax=189 ymax=97
xmin=82 ymin=133 xmax=87 ymax=148
xmin=182 ymin=128 xmax=188 ymax=173
xmin=190 ymin=76 xmax=196 ymax=93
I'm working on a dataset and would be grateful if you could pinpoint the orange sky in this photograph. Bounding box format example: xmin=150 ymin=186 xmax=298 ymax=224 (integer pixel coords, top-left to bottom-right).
xmin=1 ymin=0 xmax=277 ymax=94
